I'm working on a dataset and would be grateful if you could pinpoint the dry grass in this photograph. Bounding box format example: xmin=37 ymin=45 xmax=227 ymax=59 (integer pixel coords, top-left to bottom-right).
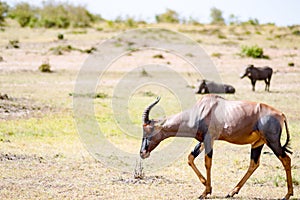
xmin=0 ymin=24 xmax=300 ymax=199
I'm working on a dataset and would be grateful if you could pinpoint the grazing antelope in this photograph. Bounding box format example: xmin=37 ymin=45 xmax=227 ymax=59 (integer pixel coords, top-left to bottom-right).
xmin=140 ymin=95 xmax=293 ymax=199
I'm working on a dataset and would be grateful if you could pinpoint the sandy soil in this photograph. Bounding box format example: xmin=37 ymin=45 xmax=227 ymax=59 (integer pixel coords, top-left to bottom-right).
xmin=0 ymin=26 xmax=299 ymax=199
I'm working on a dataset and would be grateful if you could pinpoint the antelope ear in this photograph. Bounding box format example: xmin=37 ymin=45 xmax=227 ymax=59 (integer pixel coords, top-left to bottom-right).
xmin=158 ymin=119 xmax=167 ymax=127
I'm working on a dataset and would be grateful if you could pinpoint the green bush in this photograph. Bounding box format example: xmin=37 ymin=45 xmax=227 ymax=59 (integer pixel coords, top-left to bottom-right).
xmin=0 ymin=1 xmax=9 ymax=26
xmin=211 ymin=52 xmax=222 ymax=58
xmin=241 ymin=18 xmax=260 ymax=26
xmin=210 ymin=7 xmax=225 ymax=24
xmin=288 ymin=62 xmax=295 ymax=67
xmin=153 ymin=54 xmax=164 ymax=59
xmin=57 ymin=33 xmax=64 ymax=40
xmin=124 ymin=17 xmax=137 ymax=28
xmin=8 ymin=2 xmax=37 ymax=27
xmin=240 ymin=45 xmax=266 ymax=58
xmin=292 ymin=30 xmax=300 ymax=36
xmin=7 ymin=1 xmax=102 ymax=28
xmin=155 ymin=9 xmax=179 ymax=23
xmin=39 ymin=63 xmax=52 ymax=73
xmin=50 ymin=45 xmax=76 ymax=55
xmin=8 ymin=40 xmax=19 ymax=48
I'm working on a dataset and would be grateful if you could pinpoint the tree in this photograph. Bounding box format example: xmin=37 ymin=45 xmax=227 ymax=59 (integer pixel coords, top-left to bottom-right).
xmin=228 ymin=14 xmax=240 ymax=25
xmin=8 ymin=2 xmax=37 ymax=27
xmin=155 ymin=9 xmax=179 ymax=23
xmin=0 ymin=1 xmax=9 ymax=26
xmin=210 ymin=7 xmax=224 ymax=24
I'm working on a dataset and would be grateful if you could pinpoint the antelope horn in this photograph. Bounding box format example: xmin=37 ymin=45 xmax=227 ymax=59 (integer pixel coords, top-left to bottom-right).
xmin=142 ymin=96 xmax=161 ymax=124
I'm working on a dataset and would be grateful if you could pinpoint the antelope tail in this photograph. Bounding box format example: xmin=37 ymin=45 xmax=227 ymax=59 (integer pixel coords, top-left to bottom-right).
xmin=282 ymin=114 xmax=292 ymax=154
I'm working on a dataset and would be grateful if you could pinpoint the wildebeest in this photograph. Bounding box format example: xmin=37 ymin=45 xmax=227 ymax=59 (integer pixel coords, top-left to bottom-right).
xmin=195 ymin=79 xmax=235 ymax=94
xmin=140 ymin=95 xmax=293 ymax=199
xmin=240 ymin=64 xmax=273 ymax=91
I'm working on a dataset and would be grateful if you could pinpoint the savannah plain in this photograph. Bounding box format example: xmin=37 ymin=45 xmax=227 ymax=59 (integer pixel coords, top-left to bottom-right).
xmin=0 ymin=18 xmax=300 ymax=199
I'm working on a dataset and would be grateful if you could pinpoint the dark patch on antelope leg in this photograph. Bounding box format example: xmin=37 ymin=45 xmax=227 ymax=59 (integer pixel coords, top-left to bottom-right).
xmin=250 ymin=145 xmax=264 ymax=164
xmin=207 ymin=149 xmax=213 ymax=158
xmin=191 ymin=142 xmax=202 ymax=158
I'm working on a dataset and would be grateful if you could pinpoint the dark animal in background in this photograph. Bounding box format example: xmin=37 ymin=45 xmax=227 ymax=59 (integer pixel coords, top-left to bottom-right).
xmin=140 ymin=95 xmax=293 ymax=199
xmin=195 ymin=80 xmax=235 ymax=94
xmin=240 ymin=64 xmax=273 ymax=91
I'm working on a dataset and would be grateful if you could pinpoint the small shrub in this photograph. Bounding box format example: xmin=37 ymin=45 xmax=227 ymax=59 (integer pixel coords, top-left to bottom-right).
xmin=288 ymin=62 xmax=295 ymax=67
xmin=0 ymin=1 xmax=9 ymax=26
xmin=69 ymin=92 xmax=108 ymax=98
xmin=124 ymin=17 xmax=137 ymax=28
xmin=39 ymin=63 xmax=51 ymax=73
xmin=106 ymin=20 xmax=115 ymax=28
xmin=81 ymin=47 xmax=97 ymax=54
xmin=69 ymin=30 xmax=87 ymax=34
xmin=210 ymin=7 xmax=225 ymax=24
xmin=8 ymin=40 xmax=20 ymax=48
xmin=292 ymin=30 xmax=300 ymax=36
xmin=244 ymin=31 xmax=251 ymax=35
xmin=217 ymin=34 xmax=227 ymax=39
xmin=143 ymin=91 xmax=156 ymax=97
xmin=240 ymin=45 xmax=267 ymax=59
xmin=0 ymin=93 xmax=9 ymax=100
xmin=141 ymin=68 xmax=149 ymax=77
xmin=7 ymin=2 xmax=36 ymax=27
xmin=134 ymin=160 xmax=145 ymax=179
xmin=211 ymin=52 xmax=222 ymax=58
xmin=185 ymin=53 xmax=194 ymax=57
xmin=94 ymin=92 xmax=108 ymax=99
xmin=241 ymin=18 xmax=259 ymax=25
xmin=221 ymin=40 xmax=238 ymax=46
xmin=57 ymin=33 xmax=64 ymax=40
xmin=155 ymin=9 xmax=179 ymax=23
xmin=153 ymin=54 xmax=164 ymax=59
xmin=50 ymin=45 xmax=96 ymax=55
xmin=270 ymin=45 xmax=278 ymax=49
xmin=50 ymin=45 xmax=73 ymax=55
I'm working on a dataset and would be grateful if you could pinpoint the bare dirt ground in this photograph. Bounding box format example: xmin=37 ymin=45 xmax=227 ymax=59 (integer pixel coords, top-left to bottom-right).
xmin=0 ymin=25 xmax=300 ymax=199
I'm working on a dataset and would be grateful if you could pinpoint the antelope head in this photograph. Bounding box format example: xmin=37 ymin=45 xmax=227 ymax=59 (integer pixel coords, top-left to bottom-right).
xmin=140 ymin=97 xmax=165 ymax=159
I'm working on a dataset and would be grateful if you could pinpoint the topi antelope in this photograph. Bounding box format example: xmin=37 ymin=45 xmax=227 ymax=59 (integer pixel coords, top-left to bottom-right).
xmin=140 ymin=95 xmax=293 ymax=199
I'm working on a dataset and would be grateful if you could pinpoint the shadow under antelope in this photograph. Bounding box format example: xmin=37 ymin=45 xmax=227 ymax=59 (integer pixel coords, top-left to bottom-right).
xmin=140 ymin=95 xmax=293 ymax=199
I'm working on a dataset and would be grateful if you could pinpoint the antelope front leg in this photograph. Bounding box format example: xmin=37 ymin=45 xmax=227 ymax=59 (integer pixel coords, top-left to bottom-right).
xmin=227 ymin=145 xmax=263 ymax=197
xmin=188 ymin=142 xmax=206 ymax=186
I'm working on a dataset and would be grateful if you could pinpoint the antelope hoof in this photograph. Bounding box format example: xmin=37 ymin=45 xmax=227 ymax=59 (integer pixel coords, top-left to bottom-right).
xmin=226 ymin=188 xmax=239 ymax=198
xmin=198 ymin=194 xmax=207 ymax=199
xmin=225 ymin=193 xmax=236 ymax=198
xmin=282 ymin=192 xmax=293 ymax=200
xmin=198 ymin=188 xmax=212 ymax=199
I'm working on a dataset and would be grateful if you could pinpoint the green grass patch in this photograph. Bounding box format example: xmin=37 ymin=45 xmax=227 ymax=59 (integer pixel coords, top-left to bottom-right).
xmin=240 ymin=45 xmax=269 ymax=59
xmin=49 ymin=45 xmax=96 ymax=55
xmin=153 ymin=54 xmax=164 ymax=59
xmin=0 ymin=114 xmax=75 ymax=139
